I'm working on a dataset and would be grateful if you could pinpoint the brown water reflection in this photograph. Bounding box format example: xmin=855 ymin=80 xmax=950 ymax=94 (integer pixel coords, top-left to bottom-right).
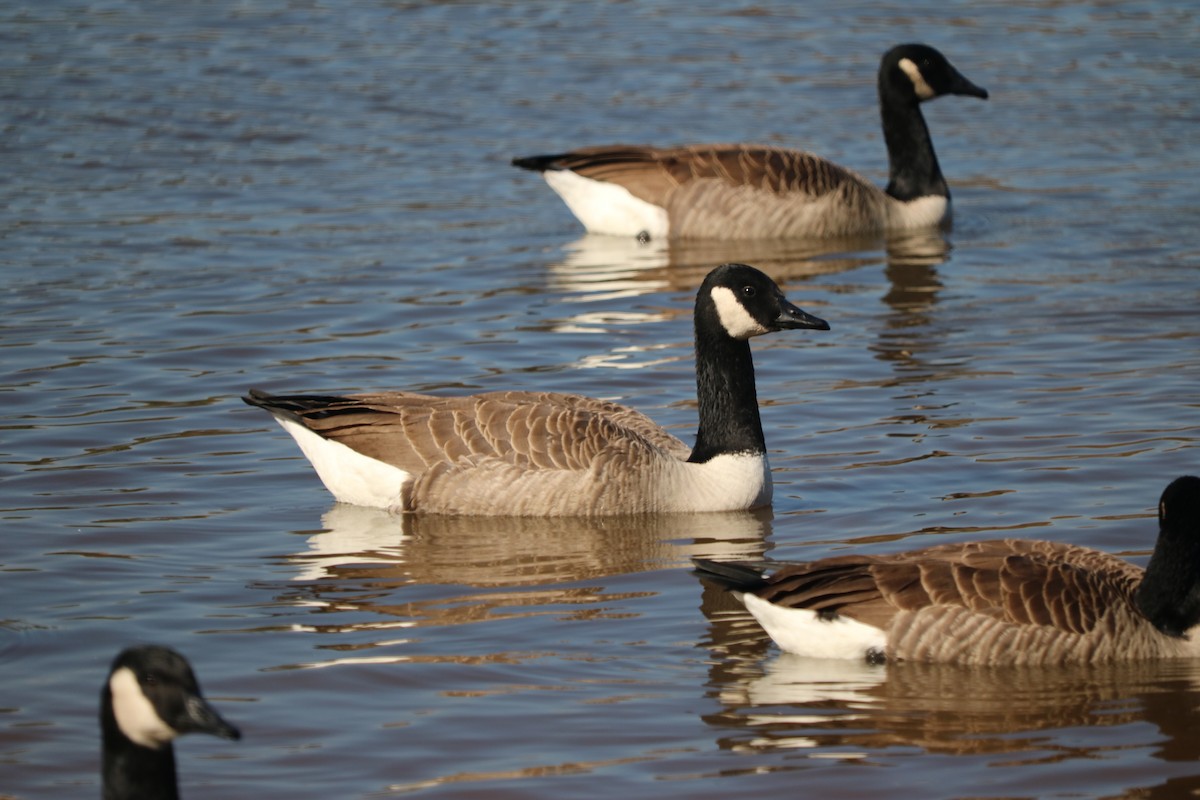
xmin=270 ymin=507 xmax=774 ymax=670
xmin=290 ymin=505 xmax=775 ymax=586
xmin=709 ymin=655 xmax=1200 ymax=755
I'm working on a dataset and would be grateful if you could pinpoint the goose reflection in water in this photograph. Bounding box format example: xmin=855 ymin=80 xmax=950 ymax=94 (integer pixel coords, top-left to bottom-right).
xmin=274 ymin=506 xmax=773 ymax=670
xmin=541 ymin=229 xmax=951 ymax=383
xmin=289 ymin=504 xmax=774 ymax=585
xmin=543 ymin=230 xmax=937 ymax=307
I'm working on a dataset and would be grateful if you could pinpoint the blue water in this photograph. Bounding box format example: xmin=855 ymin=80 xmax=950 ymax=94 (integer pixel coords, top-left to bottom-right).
xmin=2 ymin=1 xmax=1199 ymax=798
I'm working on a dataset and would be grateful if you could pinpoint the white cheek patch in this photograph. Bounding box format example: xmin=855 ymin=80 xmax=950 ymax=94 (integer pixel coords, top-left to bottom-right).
xmin=898 ymin=57 xmax=936 ymax=100
xmin=710 ymin=286 xmax=768 ymax=339
xmin=110 ymin=667 xmax=178 ymax=749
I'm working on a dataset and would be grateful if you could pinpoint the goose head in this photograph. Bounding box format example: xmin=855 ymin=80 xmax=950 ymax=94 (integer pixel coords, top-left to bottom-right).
xmin=103 ymin=645 xmax=241 ymax=750
xmin=1135 ymin=475 xmax=1200 ymax=637
xmin=881 ymin=43 xmax=989 ymax=105
xmin=102 ymin=644 xmax=240 ymax=800
xmin=698 ymin=263 xmax=830 ymax=341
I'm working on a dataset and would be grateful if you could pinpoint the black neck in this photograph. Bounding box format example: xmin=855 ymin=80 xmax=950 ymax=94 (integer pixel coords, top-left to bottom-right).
xmin=688 ymin=328 xmax=765 ymax=464
xmin=102 ymin=720 xmax=180 ymax=800
xmin=1135 ymin=534 xmax=1200 ymax=638
xmin=880 ymin=91 xmax=948 ymax=202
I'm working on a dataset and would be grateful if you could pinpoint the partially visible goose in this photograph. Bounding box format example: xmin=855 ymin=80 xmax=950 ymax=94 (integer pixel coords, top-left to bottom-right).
xmin=694 ymin=476 xmax=1200 ymax=666
xmin=512 ymin=43 xmax=988 ymax=240
xmin=243 ymin=263 xmax=829 ymax=516
xmin=102 ymin=645 xmax=241 ymax=800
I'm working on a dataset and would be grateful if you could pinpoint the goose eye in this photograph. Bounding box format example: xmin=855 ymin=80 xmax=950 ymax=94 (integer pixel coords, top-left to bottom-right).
xmin=741 ymin=285 xmax=757 ymax=298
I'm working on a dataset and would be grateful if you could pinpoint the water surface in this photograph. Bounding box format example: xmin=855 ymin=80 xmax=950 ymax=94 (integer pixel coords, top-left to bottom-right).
xmin=2 ymin=2 xmax=1199 ymax=798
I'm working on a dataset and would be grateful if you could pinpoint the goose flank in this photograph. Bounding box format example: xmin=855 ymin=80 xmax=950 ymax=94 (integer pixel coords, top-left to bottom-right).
xmin=694 ymin=476 xmax=1200 ymax=666
xmin=243 ymin=263 xmax=829 ymax=515
xmin=513 ymin=43 xmax=988 ymax=240
xmin=101 ymin=645 xmax=240 ymax=800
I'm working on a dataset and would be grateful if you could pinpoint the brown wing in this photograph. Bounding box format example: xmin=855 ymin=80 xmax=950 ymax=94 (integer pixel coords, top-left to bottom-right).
xmin=543 ymin=144 xmax=870 ymax=206
xmin=251 ymin=390 xmax=690 ymax=474
xmin=757 ymin=539 xmax=1141 ymax=635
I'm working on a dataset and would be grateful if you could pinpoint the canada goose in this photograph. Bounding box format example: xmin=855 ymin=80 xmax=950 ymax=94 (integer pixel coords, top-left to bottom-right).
xmin=243 ymin=263 xmax=829 ymax=515
xmin=101 ymin=645 xmax=240 ymax=800
xmin=512 ymin=43 xmax=988 ymax=240
xmin=694 ymin=476 xmax=1200 ymax=666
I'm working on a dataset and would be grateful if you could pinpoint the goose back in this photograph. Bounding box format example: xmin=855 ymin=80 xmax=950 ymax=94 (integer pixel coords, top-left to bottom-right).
xmin=754 ymin=540 xmax=1162 ymax=665
xmin=250 ymin=389 xmax=708 ymax=515
xmin=258 ymin=390 xmax=690 ymax=474
xmin=529 ymin=144 xmax=892 ymax=239
xmin=696 ymin=478 xmax=1200 ymax=666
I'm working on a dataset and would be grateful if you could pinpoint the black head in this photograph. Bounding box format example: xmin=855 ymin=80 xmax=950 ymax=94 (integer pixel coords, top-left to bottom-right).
xmin=103 ymin=645 xmax=241 ymax=750
xmin=1160 ymin=475 xmax=1200 ymax=528
xmin=880 ymin=43 xmax=989 ymax=104
xmin=1134 ymin=476 xmax=1200 ymax=637
xmin=698 ymin=263 xmax=829 ymax=341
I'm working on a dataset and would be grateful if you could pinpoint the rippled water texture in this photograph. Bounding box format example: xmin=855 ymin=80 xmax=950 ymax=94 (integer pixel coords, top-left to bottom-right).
xmin=2 ymin=2 xmax=1198 ymax=798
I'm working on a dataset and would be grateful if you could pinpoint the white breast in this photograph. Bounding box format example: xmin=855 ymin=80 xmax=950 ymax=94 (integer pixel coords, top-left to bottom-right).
xmin=543 ymin=169 xmax=670 ymax=238
xmin=661 ymin=452 xmax=772 ymax=512
xmin=888 ymin=195 xmax=950 ymax=229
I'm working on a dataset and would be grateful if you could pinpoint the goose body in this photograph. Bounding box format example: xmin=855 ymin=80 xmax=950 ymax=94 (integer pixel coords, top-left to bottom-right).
xmin=695 ymin=476 xmax=1200 ymax=666
xmin=513 ymin=44 xmax=988 ymax=240
xmin=244 ymin=263 xmax=829 ymax=515
xmin=101 ymin=645 xmax=240 ymax=800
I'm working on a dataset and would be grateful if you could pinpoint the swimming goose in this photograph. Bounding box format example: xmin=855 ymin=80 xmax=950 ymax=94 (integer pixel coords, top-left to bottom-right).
xmin=694 ymin=476 xmax=1200 ymax=666
xmin=243 ymin=263 xmax=829 ymax=515
xmin=102 ymin=645 xmax=240 ymax=800
xmin=512 ymin=43 xmax=988 ymax=240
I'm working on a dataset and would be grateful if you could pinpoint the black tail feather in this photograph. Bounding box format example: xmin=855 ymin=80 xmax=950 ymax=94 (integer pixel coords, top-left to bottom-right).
xmin=241 ymin=388 xmax=357 ymax=422
xmin=691 ymin=558 xmax=769 ymax=592
xmin=511 ymin=153 xmax=568 ymax=172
